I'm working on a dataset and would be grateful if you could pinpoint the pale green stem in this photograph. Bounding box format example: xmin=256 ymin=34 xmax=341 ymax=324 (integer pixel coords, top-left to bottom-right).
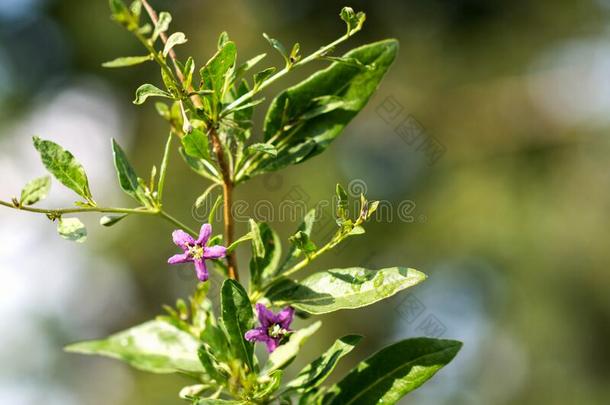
xmin=0 ymin=200 xmax=198 ymax=236
xmin=156 ymin=132 xmax=173 ymax=202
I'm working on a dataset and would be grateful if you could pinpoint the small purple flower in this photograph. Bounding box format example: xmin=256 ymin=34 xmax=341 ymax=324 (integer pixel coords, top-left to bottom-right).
xmin=245 ymin=303 xmax=295 ymax=352
xmin=168 ymin=223 xmax=227 ymax=282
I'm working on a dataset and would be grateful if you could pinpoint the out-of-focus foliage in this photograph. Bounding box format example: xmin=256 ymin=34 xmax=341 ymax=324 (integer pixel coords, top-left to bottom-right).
xmin=1 ymin=0 xmax=610 ymax=404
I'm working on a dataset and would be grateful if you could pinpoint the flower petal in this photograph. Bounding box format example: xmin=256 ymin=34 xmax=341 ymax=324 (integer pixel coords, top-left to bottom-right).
xmin=196 ymin=223 xmax=212 ymax=245
xmin=203 ymin=245 xmax=227 ymax=259
xmin=265 ymin=338 xmax=279 ymax=353
xmin=256 ymin=303 xmax=275 ymax=329
xmin=167 ymin=252 xmax=191 ymax=265
xmin=194 ymin=259 xmax=209 ymax=282
xmin=276 ymin=306 xmax=295 ymax=329
xmin=172 ymin=229 xmax=194 ymax=249
xmin=244 ymin=328 xmax=267 ymax=342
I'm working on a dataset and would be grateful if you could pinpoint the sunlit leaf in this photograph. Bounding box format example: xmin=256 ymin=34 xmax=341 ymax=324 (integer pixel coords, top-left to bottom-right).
xmin=102 ymin=55 xmax=153 ymax=68
xmin=326 ymin=338 xmax=462 ymax=404
xmin=32 ymin=137 xmax=93 ymax=202
xmin=163 ymin=32 xmax=187 ymax=56
xmin=268 ymin=267 xmax=426 ymax=314
xmin=57 ymin=217 xmax=87 ymax=243
xmin=19 ymin=176 xmax=51 ymax=206
xmin=286 ymin=335 xmax=362 ymax=392
xmin=133 ymin=83 xmax=172 ymax=105
xmin=65 ymin=320 xmax=205 ymax=374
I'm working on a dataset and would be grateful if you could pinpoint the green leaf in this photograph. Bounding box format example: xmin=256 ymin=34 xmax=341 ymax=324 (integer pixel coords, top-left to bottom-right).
xmin=57 ymin=217 xmax=87 ymax=243
xmin=32 ymin=137 xmax=93 ymax=202
xmin=286 ymin=335 xmax=362 ymax=392
xmin=201 ymin=41 xmax=237 ymax=105
xmin=256 ymin=39 xmax=398 ymax=175
xmin=249 ymin=219 xmax=265 ymax=258
xmin=221 ymin=280 xmax=255 ymax=370
xmin=288 ymin=231 xmax=316 ymax=255
xmin=111 ymin=139 xmax=144 ymax=202
xmin=253 ymin=67 xmax=276 ymax=90
xmin=163 ymin=32 xmax=187 ymax=56
xmin=19 ymin=176 xmax=51 ymax=206
xmin=109 ymin=0 xmax=127 ymax=14
xmin=65 ymin=320 xmax=205 ymax=374
xmin=278 ymin=209 xmax=316 ymax=273
xmin=178 ymin=147 xmax=217 ymax=181
xmin=335 ymin=183 xmax=348 ymax=221
xmin=268 ymin=267 xmax=426 ymax=315
xmin=263 ymin=33 xmax=288 ymax=63
xmin=198 ymin=344 xmax=228 ymax=384
xmin=183 ymin=56 xmax=195 ymax=91
xmin=100 ymin=214 xmax=127 ymax=227
xmin=102 ymin=55 xmax=153 ymax=68
xmin=217 ymin=31 xmax=230 ymax=49
xmin=235 ymin=53 xmax=267 ymax=77
xmin=133 ymin=83 xmax=172 ymax=105
xmin=182 ymin=128 xmax=210 ymax=160
xmin=254 ymin=370 xmax=283 ymax=400
xmin=249 ymin=222 xmax=282 ymax=288
xmin=326 ymin=338 xmax=462 ymax=404
xmin=263 ymin=321 xmax=321 ymax=375
xmin=247 ymin=143 xmax=277 ymax=157
xmin=152 ymin=11 xmax=171 ymax=42
xmin=339 ymin=7 xmax=366 ymax=34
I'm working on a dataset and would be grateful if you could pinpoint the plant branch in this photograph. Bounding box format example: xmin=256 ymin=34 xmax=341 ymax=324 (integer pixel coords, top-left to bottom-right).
xmin=140 ymin=0 xmax=203 ymax=109
xmin=209 ymin=126 xmax=239 ymax=280
xmin=222 ymin=29 xmax=359 ymax=115
xmin=0 ymin=199 xmax=198 ymax=236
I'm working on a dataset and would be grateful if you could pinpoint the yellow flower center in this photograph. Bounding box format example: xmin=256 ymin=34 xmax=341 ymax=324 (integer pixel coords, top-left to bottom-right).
xmin=188 ymin=244 xmax=204 ymax=260
xmin=268 ymin=324 xmax=287 ymax=338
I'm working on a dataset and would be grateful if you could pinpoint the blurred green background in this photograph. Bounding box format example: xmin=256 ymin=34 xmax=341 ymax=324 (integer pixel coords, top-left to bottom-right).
xmin=1 ymin=0 xmax=610 ymax=404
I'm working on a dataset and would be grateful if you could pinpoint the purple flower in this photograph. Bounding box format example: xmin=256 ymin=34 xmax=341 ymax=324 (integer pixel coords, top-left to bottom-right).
xmin=245 ymin=303 xmax=295 ymax=352
xmin=168 ymin=223 xmax=227 ymax=282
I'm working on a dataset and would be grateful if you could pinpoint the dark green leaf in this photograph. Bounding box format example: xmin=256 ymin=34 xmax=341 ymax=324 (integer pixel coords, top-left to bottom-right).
xmin=163 ymin=32 xmax=187 ymax=56
xmin=221 ymin=280 xmax=254 ymax=370
xmin=326 ymin=338 xmax=462 ymax=404
xmin=111 ymin=138 xmax=143 ymax=202
xmin=133 ymin=83 xmax=172 ymax=104
xmin=57 ymin=217 xmax=87 ymax=243
xmin=182 ymin=128 xmax=210 ymax=160
xmin=102 ymin=55 xmax=153 ymax=68
xmin=201 ymin=41 xmax=237 ymax=105
xmin=65 ymin=320 xmax=205 ymax=374
xmin=256 ymin=39 xmax=398 ymax=175
xmin=253 ymin=67 xmax=276 ymax=89
xmin=249 ymin=222 xmax=282 ymax=287
xmin=19 ymin=176 xmax=51 ymax=206
xmin=286 ymin=335 xmax=362 ymax=392
xmin=268 ymin=267 xmax=426 ymax=314
xmin=32 ymin=137 xmax=93 ymax=202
